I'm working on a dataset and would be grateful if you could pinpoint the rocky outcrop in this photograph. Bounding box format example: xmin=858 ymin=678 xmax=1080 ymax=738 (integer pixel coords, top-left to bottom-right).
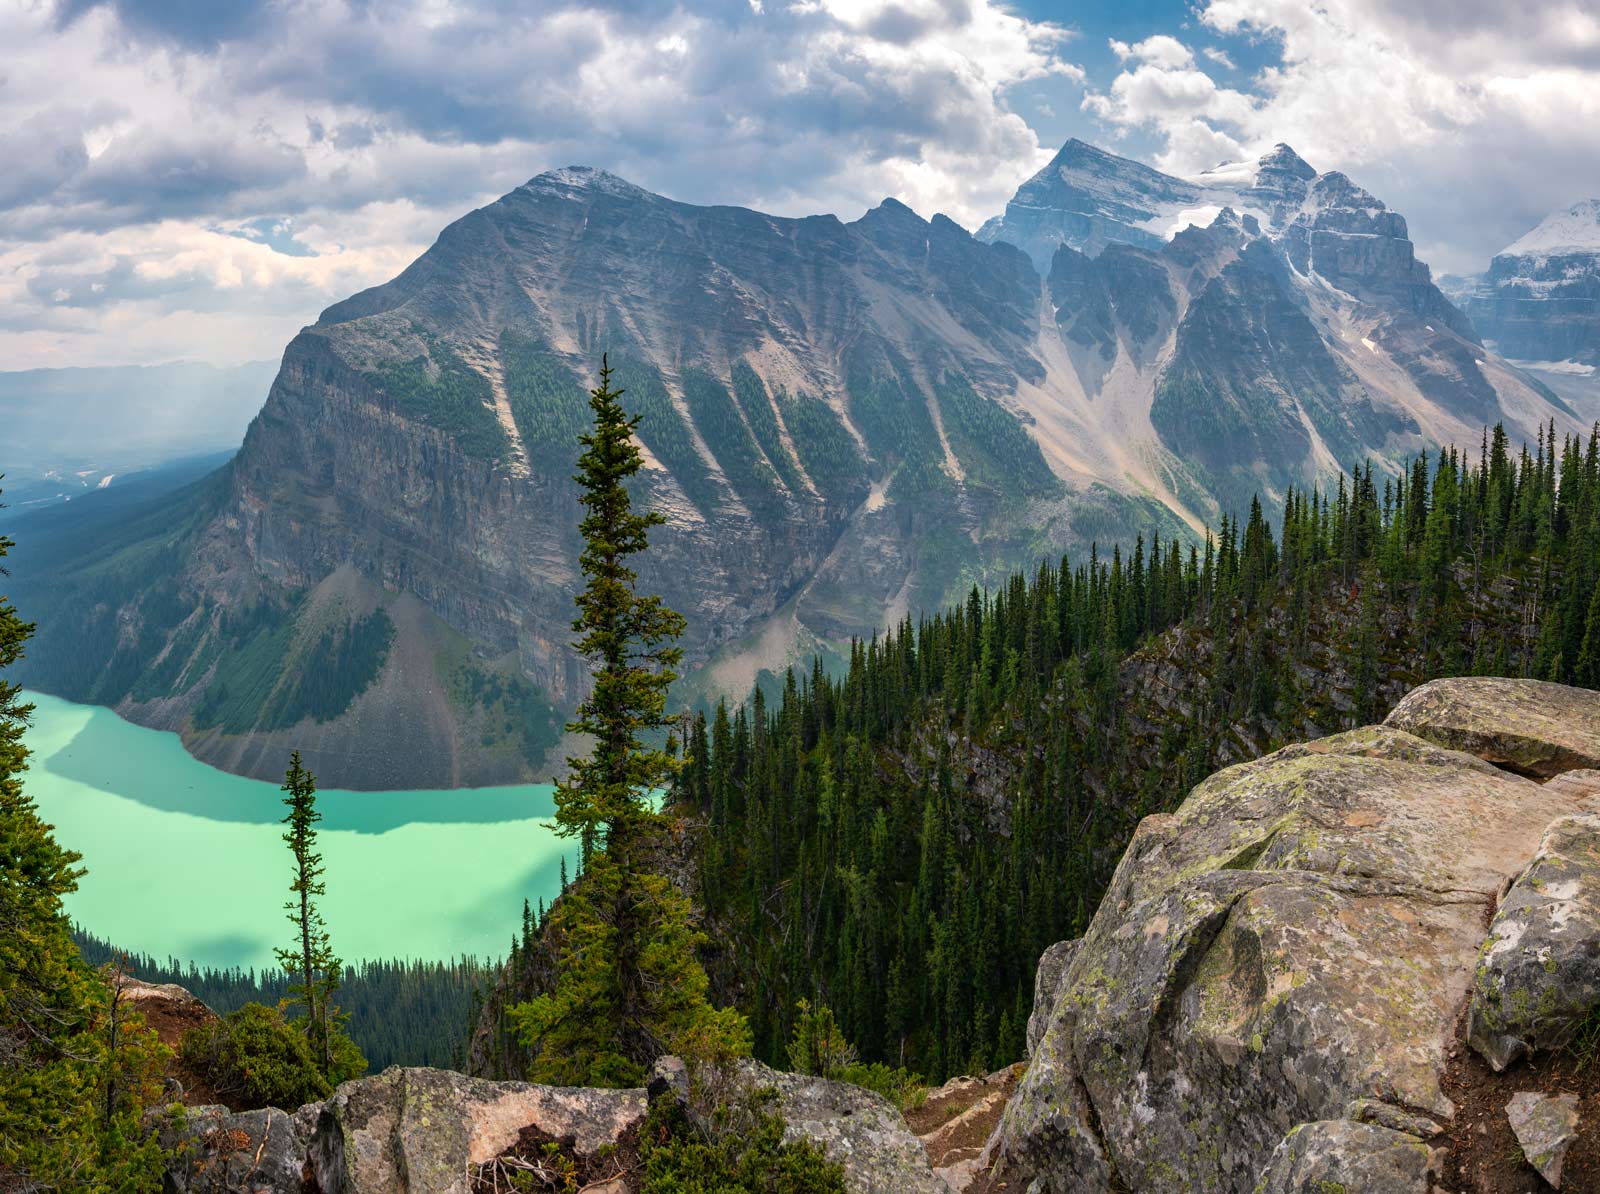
xmin=1386 ymin=675 xmax=1600 ymax=777
xmin=158 ymin=1104 xmax=320 ymax=1194
xmin=309 ymin=1066 xmax=646 ymax=1193
xmin=161 ymin=1058 xmax=950 ymax=1194
xmin=161 ymin=1067 xmax=647 ymax=1194
xmin=990 ymin=678 xmax=1600 ymax=1194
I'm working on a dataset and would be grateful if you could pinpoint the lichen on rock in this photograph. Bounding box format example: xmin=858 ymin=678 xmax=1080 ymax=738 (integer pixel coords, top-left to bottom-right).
xmin=1469 ymin=811 xmax=1600 ymax=1070
xmin=989 ymin=679 xmax=1600 ymax=1194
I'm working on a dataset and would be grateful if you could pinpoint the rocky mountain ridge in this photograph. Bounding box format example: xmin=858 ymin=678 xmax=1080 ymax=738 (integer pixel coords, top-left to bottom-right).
xmin=13 ymin=141 xmax=1582 ymax=787
xmin=1447 ymin=199 xmax=1600 ymax=373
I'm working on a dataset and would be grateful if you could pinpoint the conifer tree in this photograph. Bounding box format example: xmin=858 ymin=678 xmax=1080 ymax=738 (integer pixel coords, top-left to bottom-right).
xmin=512 ymin=357 xmax=748 ymax=1085
xmin=275 ymin=752 xmax=362 ymax=1083
xmin=0 ymin=488 xmax=166 ymax=1188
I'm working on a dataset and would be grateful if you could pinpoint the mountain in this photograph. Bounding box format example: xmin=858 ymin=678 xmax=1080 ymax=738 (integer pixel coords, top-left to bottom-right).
xmin=1445 ymin=199 xmax=1600 ymax=375
xmin=978 ymin=139 xmax=1566 ymax=510
xmin=10 ymin=146 xmax=1581 ymax=789
xmin=0 ymin=361 xmax=275 ymax=507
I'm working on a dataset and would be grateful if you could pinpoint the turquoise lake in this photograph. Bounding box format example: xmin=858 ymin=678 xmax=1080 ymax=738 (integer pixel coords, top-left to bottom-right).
xmin=22 ymin=691 xmax=572 ymax=971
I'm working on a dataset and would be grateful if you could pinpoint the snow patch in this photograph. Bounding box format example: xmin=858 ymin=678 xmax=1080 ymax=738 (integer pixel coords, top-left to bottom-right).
xmin=1360 ymin=337 xmax=1378 ymax=353
xmin=1503 ymin=199 xmax=1600 ymax=257
xmin=1139 ymin=204 xmax=1226 ymax=239
xmin=1511 ymin=359 xmax=1597 ymax=376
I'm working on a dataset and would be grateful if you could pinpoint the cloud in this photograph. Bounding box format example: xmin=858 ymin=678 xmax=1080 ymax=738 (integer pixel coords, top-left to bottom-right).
xmin=1082 ymin=33 xmax=1257 ymax=159
xmin=0 ymin=0 xmax=1081 ymax=368
xmin=1109 ymin=35 xmax=1195 ymax=70
xmin=1081 ymin=0 xmax=1600 ymax=273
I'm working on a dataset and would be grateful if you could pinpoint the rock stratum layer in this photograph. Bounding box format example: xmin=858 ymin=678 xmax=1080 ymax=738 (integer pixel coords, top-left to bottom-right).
xmin=989 ymin=677 xmax=1600 ymax=1192
xmin=17 ymin=144 xmax=1581 ymax=787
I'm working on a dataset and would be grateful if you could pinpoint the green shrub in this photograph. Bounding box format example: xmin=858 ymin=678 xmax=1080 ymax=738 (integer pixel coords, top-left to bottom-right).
xmin=787 ymin=1000 xmax=925 ymax=1111
xmin=181 ymin=1002 xmax=331 ymax=1109
xmin=640 ymin=1087 xmax=844 ymax=1194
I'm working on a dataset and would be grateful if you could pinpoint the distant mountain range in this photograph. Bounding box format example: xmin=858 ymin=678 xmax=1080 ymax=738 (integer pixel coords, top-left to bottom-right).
xmin=0 ymin=361 xmax=275 ymax=508
xmin=9 ymin=140 xmax=1585 ymax=788
xmin=1442 ymin=198 xmax=1600 ymax=379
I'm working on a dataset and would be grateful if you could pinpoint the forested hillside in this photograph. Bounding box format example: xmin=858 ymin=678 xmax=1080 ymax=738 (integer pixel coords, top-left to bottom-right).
xmin=73 ymin=930 xmax=489 ymax=1071
xmin=480 ymin=422 xmax=1600 ymax=1083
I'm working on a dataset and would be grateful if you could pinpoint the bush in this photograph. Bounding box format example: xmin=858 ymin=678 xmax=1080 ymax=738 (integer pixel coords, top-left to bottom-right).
xmin=787 ymin=1000 xmax=925 ymax=1111
xmin=639 ymin=1087 xmax=844 ymax=1194
xmin=181 ymin=1002 xmax=331 ymax=1109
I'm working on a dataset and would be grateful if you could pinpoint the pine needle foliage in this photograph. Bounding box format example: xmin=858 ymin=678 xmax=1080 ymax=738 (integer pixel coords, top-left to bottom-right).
xmin=512 ymin=357 xmax=749 ymax=1086
xmin=275 ymin=752 xmax=365 ymax=1085
xmin=0 ymin=485 xmax=168 ymax=1190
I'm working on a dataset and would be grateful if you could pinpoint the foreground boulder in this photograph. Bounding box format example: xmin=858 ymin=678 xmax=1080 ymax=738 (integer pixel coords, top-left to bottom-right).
xmin=1385 ymin=676 xmax=1600 ymax=778
xmin=162 ymin=1057 xmax=948 ymax=1193
xmin=309 ymin=1066 xmax=646 ymax=1193
xmin=157 ymin=1104 xmax=319 ymax=1194
xmin=991 ymin=679 xmax=1600 ymax=1193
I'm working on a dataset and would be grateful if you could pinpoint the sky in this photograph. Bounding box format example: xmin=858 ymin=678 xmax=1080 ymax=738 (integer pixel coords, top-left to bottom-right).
xmin=3 ymin=0 xmax=1599 ymax=370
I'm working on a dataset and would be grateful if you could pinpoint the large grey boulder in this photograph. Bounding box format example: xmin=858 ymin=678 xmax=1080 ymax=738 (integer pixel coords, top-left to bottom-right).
xmin=1506 ymin=1090 xmax=1581 ymax=1188
xmin=1025 ymin=939 xmax=1079 ymax=1055
xmin=1251 ymin=1119 xmax=1433 ymax=1194
xmin=992 ymin=684 xmax=1600 ymax=1194
xmin=308 ymin=1066 xmax=646 ymax=1194
xmin=1385 ymin=676 xmax=1600 ymax=778
xmin=651 ymin=1056 xmax=946 ymax=1194
xmin=1469 ymin=811 xmax=1600 ymax=1070
xmin=157 ymin=1103 xmax=320 ymax=1194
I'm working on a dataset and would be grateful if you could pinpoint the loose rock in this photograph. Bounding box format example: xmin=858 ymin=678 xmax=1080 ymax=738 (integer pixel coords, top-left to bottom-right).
xmin=1506 ymin=1090 xmax=1581 ymax=1188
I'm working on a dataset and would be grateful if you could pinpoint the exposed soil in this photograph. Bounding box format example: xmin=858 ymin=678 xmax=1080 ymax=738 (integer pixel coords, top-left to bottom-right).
xmin=1439 ymin=1014 xmax=1600 ymax=1194
xmin=906 ymin=1064 xmax=1023 ymax=1189
xmin=471 ymin=1122 xmax=644 ymax=1194
xmin=117 ymin=973 xmax=226 ymax=1107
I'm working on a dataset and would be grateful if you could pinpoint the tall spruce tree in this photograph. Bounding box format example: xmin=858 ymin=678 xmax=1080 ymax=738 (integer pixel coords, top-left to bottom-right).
xmin=0 ymin=487 xmax=166 ymax=1189
xmin=511 ymin=357 xmax=748 ymax=1085
xmin=275 ymin=752 xmax=363 ymax=1083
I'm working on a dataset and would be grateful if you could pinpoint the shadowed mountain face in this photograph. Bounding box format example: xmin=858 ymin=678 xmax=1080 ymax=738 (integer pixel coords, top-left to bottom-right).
xmin=12 ymin=148 xmax=1580 ymax=788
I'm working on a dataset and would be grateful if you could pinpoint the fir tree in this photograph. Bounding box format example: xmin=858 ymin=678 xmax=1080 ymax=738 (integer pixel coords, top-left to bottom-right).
xmin=511 ymin=357 xmax=748 ymax=1085
xmin=0 ymin=487 xmax=166 ymax=1189
xmin=274 ymin=752 xmax=363 ymax=1083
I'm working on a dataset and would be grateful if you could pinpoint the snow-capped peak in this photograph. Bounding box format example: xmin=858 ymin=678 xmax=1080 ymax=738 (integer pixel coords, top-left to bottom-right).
xmin=1502 ymin=199 xmax=1600 ymax=257
xmin=524 ymin=166 xmax=651 ymax=199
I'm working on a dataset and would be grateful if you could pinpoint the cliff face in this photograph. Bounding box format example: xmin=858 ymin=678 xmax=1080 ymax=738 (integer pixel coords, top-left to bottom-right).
xmin=17 ymin=148 xmax=1582 ymax=788
xmin=990 ymin=678 xmax=1600 ymax=1193
xmin=1449 ymin=200 xmax=1600 ymax=369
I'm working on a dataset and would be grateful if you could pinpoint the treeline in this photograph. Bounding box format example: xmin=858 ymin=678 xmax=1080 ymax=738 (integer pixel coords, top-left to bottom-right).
xmin=668 ymin=422 xmax=1600 ymax=1081
xmin=73 ymin=929 xmax=490 ymax=1071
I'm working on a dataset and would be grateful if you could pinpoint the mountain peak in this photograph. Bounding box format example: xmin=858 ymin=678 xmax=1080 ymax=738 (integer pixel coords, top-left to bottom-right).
xmin=1503 ymin=198 xmax=1600 ymax=257
xmin=1259 ymin=143 xmax=1316 ymax=178
xmin=522 ymin=166 xmax=651 ymax=200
